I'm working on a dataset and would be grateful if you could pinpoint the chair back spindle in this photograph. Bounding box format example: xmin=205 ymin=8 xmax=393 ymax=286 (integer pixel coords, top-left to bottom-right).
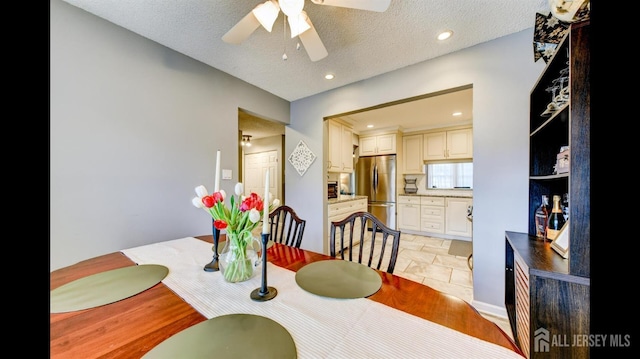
xmin=329 ymin=211 xmax=401 ymax=274
xmin=269 ymin=205 xmax=306 ymax=248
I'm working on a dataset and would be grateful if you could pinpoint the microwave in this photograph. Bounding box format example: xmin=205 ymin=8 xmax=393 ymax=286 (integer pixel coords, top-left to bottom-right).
xmin=328 ymin=181 xmax=338 ymax=199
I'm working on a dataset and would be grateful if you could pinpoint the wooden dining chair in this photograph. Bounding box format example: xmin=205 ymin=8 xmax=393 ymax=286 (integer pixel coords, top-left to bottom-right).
xmin=268 ymin=205 xmax=306 ymax=248
xmin=329 ymin=211 xmax=401 ymax=274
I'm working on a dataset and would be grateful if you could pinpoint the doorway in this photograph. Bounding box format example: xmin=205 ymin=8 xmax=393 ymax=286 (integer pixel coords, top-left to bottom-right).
xmin=326 ymin=85 xmax=474 ymax=264
xmin=237 ymin=109 xmax=286 ymax=203
xmin=243 ymin=150 xmax=278 ymax=201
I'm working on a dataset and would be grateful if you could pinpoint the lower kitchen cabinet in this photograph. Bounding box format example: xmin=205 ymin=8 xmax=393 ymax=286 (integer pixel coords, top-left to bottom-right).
xmin=397 ymin=196 xmax=421 ymax=231
xmin=444 ymin=197 xmax=472 ymax=237
xmin=398 ymin=195 xmax=472 ymax=240
xmin=327 ymin=197 xmax=368 ymax=251
xmin=420 ymin=196 xmax=445 ymax=234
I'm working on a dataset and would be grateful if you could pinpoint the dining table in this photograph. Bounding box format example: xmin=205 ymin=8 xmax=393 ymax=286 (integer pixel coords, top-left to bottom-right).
xmin=50 ymin=234 xmax=523 ymax=358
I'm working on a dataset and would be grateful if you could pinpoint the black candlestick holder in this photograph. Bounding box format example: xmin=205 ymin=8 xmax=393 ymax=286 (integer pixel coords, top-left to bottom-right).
xmin=203 ymin=220 xmax=220 ymax=272
xmin=250 ymin=233 xmax=277 ymax=301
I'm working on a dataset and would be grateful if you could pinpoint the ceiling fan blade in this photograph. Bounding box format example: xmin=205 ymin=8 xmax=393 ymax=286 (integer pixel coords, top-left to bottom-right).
xmin=222 ymin=11 xmax=261 ymax=44
xmin=310 ymin=0 xmax=391 ymax=12
xmin=298 ymin=12 xmax=328 ymax=62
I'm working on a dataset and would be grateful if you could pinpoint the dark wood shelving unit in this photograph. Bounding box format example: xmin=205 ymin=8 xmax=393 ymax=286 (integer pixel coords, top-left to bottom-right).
xmin=505 ymin=20 xmax=590 ymax=358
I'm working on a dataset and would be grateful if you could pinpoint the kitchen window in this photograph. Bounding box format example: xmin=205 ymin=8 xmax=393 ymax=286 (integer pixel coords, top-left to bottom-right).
xmin=425 ymin=162 xmax=473 ymax=189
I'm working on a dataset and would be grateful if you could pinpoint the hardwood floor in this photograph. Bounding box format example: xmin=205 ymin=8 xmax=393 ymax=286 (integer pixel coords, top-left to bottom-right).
xmin=268 ymin=225 xmax=513 ymax=340
xmin=392 ymin=233 xmax=513 ymax=339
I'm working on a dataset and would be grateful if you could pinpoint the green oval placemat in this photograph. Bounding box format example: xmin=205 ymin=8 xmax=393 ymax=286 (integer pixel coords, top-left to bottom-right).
xmin=295 ymin=260 xmax=382 ymax=299
xmin=143 ymin=314 xmax=297 ymax=359
xmin=50 ymin=264 xmax=169 ymax=313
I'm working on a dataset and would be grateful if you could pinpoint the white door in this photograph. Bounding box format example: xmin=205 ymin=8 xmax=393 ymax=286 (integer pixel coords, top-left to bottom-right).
xmin=244 ymin=150 xmax=278 ymax=202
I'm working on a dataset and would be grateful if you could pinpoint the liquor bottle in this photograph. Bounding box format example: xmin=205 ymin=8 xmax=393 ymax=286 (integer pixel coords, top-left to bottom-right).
xmin=562 ymin=193 xmax=569 ymax=221
xmin=534 ymin=195 xmax=549 ymax=239
xmin=546 ymin=195 xmax=566 ymax=241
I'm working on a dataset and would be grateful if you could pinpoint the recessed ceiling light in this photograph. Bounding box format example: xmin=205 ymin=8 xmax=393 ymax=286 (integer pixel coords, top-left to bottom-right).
xmin=325 ymin=73 xmax=334 ymax=80
xmin=452 ymin=112 xmax=462 ymax=116
xmin=437 ymin=30 xmax=453 ymax=41
xmin=367 ymin=124 xmax=374 ymax=128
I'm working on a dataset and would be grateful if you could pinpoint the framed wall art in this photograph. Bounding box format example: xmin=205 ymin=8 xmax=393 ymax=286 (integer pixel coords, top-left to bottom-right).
xmin=288 ymin=140 xmax=316 ymax=176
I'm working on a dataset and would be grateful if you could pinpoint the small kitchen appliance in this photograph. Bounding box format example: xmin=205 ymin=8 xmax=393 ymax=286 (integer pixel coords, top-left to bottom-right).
xmin=327 ymin=181 xmax=338 ymax=199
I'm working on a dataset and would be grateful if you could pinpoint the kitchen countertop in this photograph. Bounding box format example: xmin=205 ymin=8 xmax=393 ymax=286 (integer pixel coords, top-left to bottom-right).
xmin=327 ymin=195 xmax=368 ymax=204
xmin=400 ymin=189 xmax=473 ymax=198
xmin=329 ymin=191 xmax=472 ymax=204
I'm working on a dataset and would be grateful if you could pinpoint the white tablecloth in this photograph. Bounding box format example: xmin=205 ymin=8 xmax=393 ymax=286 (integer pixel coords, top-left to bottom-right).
xmin=122 ymin=237 xmax=523 ymax=358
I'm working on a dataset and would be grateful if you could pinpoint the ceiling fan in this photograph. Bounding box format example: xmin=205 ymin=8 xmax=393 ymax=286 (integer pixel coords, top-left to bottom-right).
xmin=222 ymin=0 xmax=391 ymax=62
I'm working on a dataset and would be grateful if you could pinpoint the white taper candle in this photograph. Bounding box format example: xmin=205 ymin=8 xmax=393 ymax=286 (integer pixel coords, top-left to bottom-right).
xmin=263 ymin=169 xmax=270 ymax=234
xmin=214 ymin=150 xmax=221 ymax=192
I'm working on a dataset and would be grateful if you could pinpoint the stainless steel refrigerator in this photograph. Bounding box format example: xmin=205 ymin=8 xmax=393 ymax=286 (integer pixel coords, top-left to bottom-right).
xmin=355 ymin=154 xmax=396 ymax=229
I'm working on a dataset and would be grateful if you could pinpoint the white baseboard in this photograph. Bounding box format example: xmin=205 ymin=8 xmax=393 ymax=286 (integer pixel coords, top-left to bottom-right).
xmin=471 ymin=299 xmax=508 ymax=319
xmin=399 ymin=229 xmax=471 ymax=241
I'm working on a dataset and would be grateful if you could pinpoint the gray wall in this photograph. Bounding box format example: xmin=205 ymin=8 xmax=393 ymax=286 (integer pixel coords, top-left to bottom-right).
xmin=284 ymin=32 xmax=544 ymax=315
xmin=51 ymin=0 xmax=545 ymax=316
xmin=50 ymin=0 xmax=289 ymax=270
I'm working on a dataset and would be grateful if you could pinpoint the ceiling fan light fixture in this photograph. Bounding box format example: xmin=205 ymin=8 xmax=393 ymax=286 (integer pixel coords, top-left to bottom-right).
xmin=224 ymin=0 xmax=390 ymax=61
xmin=278 ymin=0 xmax=304 ymax=17
xmin=253 ymin=0 xmax=280 ymax=32
xmin=288 ymin=13 xmax=311 ymax=37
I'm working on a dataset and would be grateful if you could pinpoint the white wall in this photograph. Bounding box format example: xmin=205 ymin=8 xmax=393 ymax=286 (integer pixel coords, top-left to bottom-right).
xmin=51 ymin=0 xmax=546 ymax=314
xmin=50 ymin=0 xmax=289 ymax=270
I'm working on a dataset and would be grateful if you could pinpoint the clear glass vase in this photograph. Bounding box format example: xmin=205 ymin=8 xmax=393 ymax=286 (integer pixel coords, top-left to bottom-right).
xmin=219 ymin=230 xmax=261 ymax=283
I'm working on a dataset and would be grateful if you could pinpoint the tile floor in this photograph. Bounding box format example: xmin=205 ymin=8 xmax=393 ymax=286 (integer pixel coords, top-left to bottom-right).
xmin=391 ymin=233 xmax=513 ymax=340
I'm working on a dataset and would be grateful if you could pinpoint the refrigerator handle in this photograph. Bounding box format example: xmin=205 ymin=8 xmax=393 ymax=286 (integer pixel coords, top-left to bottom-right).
xmin=372 ymin=163 xmax=378 ymax=193
xmin=369 ymin=203 xmax=394 ymax=207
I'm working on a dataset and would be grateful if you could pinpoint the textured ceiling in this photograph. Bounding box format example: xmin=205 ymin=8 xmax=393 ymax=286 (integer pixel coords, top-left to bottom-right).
xmin=61 ymin=0 xmax=549 ymax=102
xmin=60 ymin=0 xmax=553 ymax=139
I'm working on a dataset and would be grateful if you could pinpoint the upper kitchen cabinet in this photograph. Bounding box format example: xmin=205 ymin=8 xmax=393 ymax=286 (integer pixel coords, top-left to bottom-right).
xmin=359 ymin=132 xmax=397 ymax=156
xmin=423 ymin=128 xmax=473 ymax=161
xmin=327 ymin=119 xmax=354 ymax=173
xmin=402 ymin=134 xmax=424 ymax=174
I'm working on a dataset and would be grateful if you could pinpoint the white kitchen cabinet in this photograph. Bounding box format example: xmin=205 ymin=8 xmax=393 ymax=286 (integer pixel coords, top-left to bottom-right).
xmin=397 ymin=195 xmax=421 ymax=231
xmin=328 ymin=120 xmax=354 ymax=173
xmin=445 ymin=197 xmax=472 ymax=237
xmin=396 ymin=194 xmax=473 ymax=239
xmin=327 ymin=198 xmax=368 ymax=251
xmin=340 ymin=125 xmax=354 ymax=172
xmin=420 ymin=196 xmax=445 ymax=234
xmin=402 ymin=134 xmax=423 ymax=173
xmin=423 ymin=128 xmax=473 ymax=161
xmin=359 ymin=133 xmax=396 ymax=156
